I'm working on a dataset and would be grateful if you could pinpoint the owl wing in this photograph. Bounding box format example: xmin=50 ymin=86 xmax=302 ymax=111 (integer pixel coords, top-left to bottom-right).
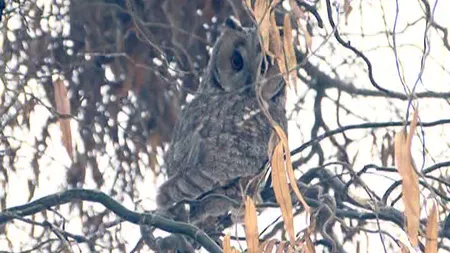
xmin=157 ymin=93 xmax=284 ymax=208
xmin=157 ymin=96 xmax=219 ymax=208
xmin=158 ymin=130 xmax=225 ymax=207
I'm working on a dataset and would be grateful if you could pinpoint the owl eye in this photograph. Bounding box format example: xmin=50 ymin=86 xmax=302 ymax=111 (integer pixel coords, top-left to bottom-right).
xmin=230 ymin=50 xmax=244 ymax=71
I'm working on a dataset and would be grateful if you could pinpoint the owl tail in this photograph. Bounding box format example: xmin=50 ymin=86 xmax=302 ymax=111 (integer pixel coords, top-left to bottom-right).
xmin=156 ymin=170 xmax=216 ymax=208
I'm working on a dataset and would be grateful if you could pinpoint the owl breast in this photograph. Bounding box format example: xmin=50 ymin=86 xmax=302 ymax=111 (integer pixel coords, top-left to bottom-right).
xmin=158 ymin=90 xmax=286 ymax=209
xmin=156 ymin=16 xmax=287 ymax=211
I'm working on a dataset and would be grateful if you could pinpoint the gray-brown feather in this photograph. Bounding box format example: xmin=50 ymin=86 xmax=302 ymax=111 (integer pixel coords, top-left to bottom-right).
xmin=157 ymin=92 xmax=286 ymax=208
xmin=156 ymin=18 xmax=287 ymax=215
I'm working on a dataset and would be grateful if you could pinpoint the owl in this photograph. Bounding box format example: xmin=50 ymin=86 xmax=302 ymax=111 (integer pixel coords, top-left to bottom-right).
xmin=156 ymin=17 xmax=287 ymax=223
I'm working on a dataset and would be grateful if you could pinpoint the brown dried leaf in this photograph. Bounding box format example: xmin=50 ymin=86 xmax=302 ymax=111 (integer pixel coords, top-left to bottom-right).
xmin=270 ymin=0 xmax=281 ymax=9
xmin=397 ymin=240 xmax=411 ymax=253
xmin=246 ymin=0 xmax=253 ymax=11
xmin=27 ymin=180 xmax=36 ymax=202
xmin=53 ymin=79 xmax=73 ymax=160
xmin=283 ymin=15 xmax=297 ymax=83
xmin=425 ymin=202 xmax=438 ymax=253
xmin=245 ymin=196 xmax=259 ymax=253
xmin=303 ymin=237 xmax=315 ymax=253
xmin=289 ymin=3 xmax=312 ymax=53
xmin=381 ymin=133 xmax=394 ymax=167
xmin=279 ymin=14 xmax=297 ymax=87
xmin=394 ymin=109 xmax=420 ymax=247
xmin=274 ymin=125 xmax=310 ymax=215
xmin=344 ymin=0 xmax=353 ymax=25
xmin=260 ymin=239 xmax=277 ymax=252
xmin=406 ymin=109 xmax=418 ymax=151
xmin=289 ymin=0 xmax=304 ymax=19
xmin=269 ymin=125 xmax=311 ymax=248
xmin=299 ymin=22 xmax=312 ymax=52
xmin=254 ymin=0 xmax=271 ymax=53
xmin=223 ymin=234 xmax=232 ymax=253
xmin=271 ymin=140 xmax=295 ymax=244
xmin=267 ymin=130 xmax=279 ymax=161
xmin=149 ymin=153 xmax=159 ymax=176
xmin=276 ymin=241 xmax=287 ymax=253
xmin=301 ymin=227 xmax=316 ymax=253
xmin=268 ymin=12 xmax=281 ymax=58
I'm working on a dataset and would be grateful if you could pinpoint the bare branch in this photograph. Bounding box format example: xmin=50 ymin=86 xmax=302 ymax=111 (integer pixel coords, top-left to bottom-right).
xmin=0 ymin=189 xmax=223 ymax=253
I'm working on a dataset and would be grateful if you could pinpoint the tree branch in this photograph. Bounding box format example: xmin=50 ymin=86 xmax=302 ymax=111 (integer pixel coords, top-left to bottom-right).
xmin=299 ymin=55 xmax=450 ymax=100
xmin=0 ymin=189 xmax=223 ymax=253
xmin=291 ymin=118 xmax=450 ymax=157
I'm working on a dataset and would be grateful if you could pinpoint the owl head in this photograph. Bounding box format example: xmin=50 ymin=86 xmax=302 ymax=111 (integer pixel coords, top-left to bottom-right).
xmin=202 ymin=17 xmax=265 ymax=93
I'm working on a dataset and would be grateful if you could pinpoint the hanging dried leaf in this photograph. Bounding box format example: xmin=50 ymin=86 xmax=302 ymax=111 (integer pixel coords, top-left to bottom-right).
xmin=259 ymin=239 xmax=277 ymax=252
xmin=286 ymin=245 xmax=296 ymax=253
xmin=276 ymin=14 xmax=297 ymax=89
xmin=283 ymin=14 xmax=297 ymax=84
xmin=27 ymin=180 xmax=36 ymax=202
xmin=268 ymin=125 xmax=311 ymax=248
xmin=276 ymin=241 xmax=288 ymax=253
xmin=246 ymin=0 xmax=253 ymax=11
xmin=394 ymin=109 xmax=420 ymax=247
xmin=344 ymin=0 xmax=353 ymax=25
xmin=425 ymin=202 xmax=438 ymax=253
xmin=273 ymin=125 xmax=310 ymax=215
xmin=254 ymin=0 xmax=271 ymax=53
xmin=271 ymin=140 xmax=295 ymax=244
xmin=301 ymin=227 xmax=316 ymax=253
xmin=223 ymin=234 xmax=232 ymax=253
xmin=397 ymin=240 xmax=411 ymax=253
xmin=149 ymin=153 xmax=159 ymax=177
xmin=299 ymin=22 xmax=312 ymax=52
xmin=267 ymin=130 xmax=279 ymax=161
xmin=289 ymin=0 xmax=303 ymax=19
xmin=245 ymin=196 xmax=259 ymax=253
xmin=53 ymin=79 xmax=73 ymax=160
xmin=268 ymin=12 xmax=281 ymax=58
xmin=270 ymin=0 xmax=281 ymax=9
xmin=289 ymin=0 xmax=312 ymax=52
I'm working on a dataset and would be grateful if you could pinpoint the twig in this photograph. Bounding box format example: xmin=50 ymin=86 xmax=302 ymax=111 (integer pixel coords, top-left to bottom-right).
xmin=0 ymin=189 xmax=223 ymax=253
xmin=291 ymin=118 xmax=450 ymax=156
xmin=324 ymin=0 xmax=394 ymax=95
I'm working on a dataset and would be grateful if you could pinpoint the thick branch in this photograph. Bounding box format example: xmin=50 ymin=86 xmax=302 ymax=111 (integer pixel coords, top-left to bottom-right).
xmin=0 ymin=189 xmax=223 ymax=253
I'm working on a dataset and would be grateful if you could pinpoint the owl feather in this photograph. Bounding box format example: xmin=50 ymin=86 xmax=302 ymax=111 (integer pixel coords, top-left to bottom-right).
xmin=156 ymin=17 xmax=287 ymax=222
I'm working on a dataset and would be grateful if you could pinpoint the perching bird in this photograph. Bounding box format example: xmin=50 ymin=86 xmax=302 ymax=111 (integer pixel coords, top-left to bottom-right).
xmin=156 ymin=16 xmax=287 ymax=224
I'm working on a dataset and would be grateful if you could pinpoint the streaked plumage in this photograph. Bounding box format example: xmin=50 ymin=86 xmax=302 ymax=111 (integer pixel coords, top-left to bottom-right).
xmin=156 ymin=17 xmax=287 ymax=223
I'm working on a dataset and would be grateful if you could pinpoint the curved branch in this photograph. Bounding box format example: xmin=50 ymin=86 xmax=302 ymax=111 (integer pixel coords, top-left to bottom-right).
xmin=325 ymin=0 xmax=395 ymax=96
xmin=291 ymin=118 xmax=450 ymax=156
xmin=295 ymin=0 xmax=323 ymax=28
xmin=0 ymin=189 xmax=223 ymax=253
xmin=298 ymin=57 xmax=450 ymax=100
xmin=431 ymin=21 xmax=450 ymax=51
